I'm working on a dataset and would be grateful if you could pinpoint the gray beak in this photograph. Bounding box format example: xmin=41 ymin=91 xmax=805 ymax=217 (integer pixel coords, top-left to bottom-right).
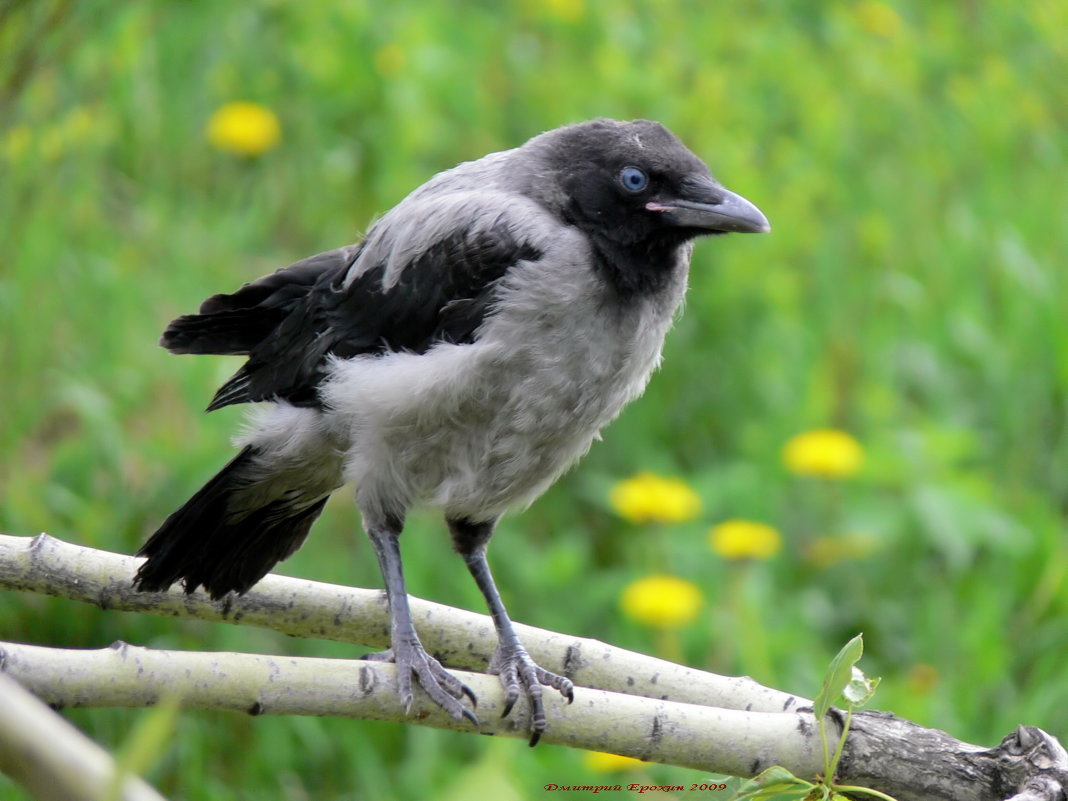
xmin=647 ymin=176 xmax=770 ymax=234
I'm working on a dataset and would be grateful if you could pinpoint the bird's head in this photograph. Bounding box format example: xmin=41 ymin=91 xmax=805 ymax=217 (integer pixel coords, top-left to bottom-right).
xmin=522 ymin=119 xmax=769 ymax=289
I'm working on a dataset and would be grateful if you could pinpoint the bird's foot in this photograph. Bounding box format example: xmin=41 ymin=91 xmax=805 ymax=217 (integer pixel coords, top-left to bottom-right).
xmin=363 ymin=642 xmax=479 ymax=728
xmin=490 ymin=641 xmax=575 ymax=746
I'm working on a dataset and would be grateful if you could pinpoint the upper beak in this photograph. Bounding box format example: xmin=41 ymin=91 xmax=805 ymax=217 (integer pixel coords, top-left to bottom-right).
xmin=647 ymin=176 xmax=770 ymax=234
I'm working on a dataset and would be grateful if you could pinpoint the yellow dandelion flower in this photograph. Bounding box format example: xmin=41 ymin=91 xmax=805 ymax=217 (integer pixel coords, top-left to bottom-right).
xmin=543 ymin=0 xmax=585 ymax=23
xmin=206 ymin=101 xmax=281 ymax=157
xmin=62 ymin=107 xmax=97 ymax=144
xmin=374 ymin=43 xmax=407 ymax=77
xmin=853 ymin=0 xmax=903 ymax=39
xmin=584 ymin=751 xmax=646 ymax=773
xmin=2 ymin=125 xmax=31 ymax=162
xmin=609 ymin=472 xmax=701 ymax=524
xmin=906 ymin=663 xmax=939 ymax=694
xmin=709 ymin=519 xmax=782 ymax=561
xmin=620 ymin=574 xmax=703 ymax=629
xmin=805 ymin=532 xmax=878 ymax=568
xmin=782 ymin=429 xmax=864 ymax=479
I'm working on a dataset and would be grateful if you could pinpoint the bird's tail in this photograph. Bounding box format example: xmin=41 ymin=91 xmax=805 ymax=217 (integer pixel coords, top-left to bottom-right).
xmin=134 ymin=445 xmax=333 ymax=599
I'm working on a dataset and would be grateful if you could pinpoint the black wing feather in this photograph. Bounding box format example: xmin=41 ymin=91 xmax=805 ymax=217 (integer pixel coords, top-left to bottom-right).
xmin=162 ymin=245 xmax=360 ymax=356
xmin=198 ymin=225 xmax=540 ymax=411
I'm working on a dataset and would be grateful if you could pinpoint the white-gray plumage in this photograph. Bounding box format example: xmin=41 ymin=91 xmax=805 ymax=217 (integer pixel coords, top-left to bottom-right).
xmin=135 ymin=118 xmax=769 ymax=743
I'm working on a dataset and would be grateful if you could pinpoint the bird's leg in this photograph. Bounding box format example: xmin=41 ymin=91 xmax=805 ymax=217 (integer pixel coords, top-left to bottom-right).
xmin=362 ymin=512 xmax=478 ymax=727
xmin=448 ymin=517 xmax=575 ymax=746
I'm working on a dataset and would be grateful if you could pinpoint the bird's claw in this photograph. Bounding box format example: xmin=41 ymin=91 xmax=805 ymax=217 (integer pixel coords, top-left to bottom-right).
xmin=490 ymin=643 xmax=574 ymax=746
xmin=363 ymin=644 xmax=480 ymax=728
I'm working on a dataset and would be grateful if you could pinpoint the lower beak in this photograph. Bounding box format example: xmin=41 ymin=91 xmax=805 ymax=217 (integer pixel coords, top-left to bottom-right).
xmin=647 ymin=178 xmax=770 ymax=234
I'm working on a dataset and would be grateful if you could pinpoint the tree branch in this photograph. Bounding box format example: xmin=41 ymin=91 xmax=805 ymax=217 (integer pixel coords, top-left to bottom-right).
xmin=0 ymin=532 xmax=800 ymax=713
xmin=0 ymin=671 xmax=167 ymax=801
xmin=0 ymin=639 xmax=823 ymax=777
xmin=2 ymin=533 xmax=1066 ymax=801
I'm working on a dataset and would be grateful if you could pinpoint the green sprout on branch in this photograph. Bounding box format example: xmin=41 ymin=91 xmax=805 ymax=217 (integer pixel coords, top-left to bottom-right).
xmin=728 ymin=634 xmax=897 ymax=801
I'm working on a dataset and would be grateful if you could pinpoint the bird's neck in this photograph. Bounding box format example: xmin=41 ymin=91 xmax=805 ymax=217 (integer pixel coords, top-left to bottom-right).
xmin=588 ymin=233 xmax=692 ymax=302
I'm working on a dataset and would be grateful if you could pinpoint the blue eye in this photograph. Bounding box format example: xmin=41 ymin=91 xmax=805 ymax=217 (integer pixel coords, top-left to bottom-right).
xmin=619 ymin=166 xmax=649 ymax=193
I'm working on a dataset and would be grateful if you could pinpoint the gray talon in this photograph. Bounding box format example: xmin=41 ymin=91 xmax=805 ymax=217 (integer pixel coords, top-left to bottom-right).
xmin=491 ymin=642 xmax=570 ymax=744
xmin=364 ymin=643 xmax=479 ymax=728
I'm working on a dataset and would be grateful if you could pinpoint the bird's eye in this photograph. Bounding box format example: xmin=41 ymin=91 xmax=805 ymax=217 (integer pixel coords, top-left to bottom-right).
xmin=619 ymin=166 xmax=649 ymax=193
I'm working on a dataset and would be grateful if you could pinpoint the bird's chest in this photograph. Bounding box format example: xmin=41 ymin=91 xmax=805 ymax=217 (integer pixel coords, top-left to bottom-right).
xmin=488 ymin=298 xmax=669 ymax=438
xmin=485 ymin=249 xmax=687 ymax=425
xmin=331 ymin=243 xmax=689 ymax=520
xmin=430 ymin=263 xmax=685 ymax=516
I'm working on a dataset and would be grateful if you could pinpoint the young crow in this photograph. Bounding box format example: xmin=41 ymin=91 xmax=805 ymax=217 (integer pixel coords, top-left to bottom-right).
xmin=134 ymin=118 xmax=769 ymax=744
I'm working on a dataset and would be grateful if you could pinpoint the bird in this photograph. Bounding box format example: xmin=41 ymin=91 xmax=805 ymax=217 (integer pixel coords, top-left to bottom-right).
xmin=133 ymin=118 xmax=769 ymax=745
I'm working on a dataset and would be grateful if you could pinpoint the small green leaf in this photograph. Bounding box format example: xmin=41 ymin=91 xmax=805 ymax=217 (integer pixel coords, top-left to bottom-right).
xmin=843 ymin=666 xmax=881 ymax=707
xmin=814 ymin=634 xmax=864 ymax=719
xmin=729 ymin=766 xmax=813 ymax=800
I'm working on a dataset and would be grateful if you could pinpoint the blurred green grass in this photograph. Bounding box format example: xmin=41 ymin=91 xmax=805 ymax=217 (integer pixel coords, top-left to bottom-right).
xmin=2 ymin=0 xmax=1066 ymax=798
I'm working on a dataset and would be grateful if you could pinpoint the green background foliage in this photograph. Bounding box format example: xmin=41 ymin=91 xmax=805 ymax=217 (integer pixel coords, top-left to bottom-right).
xmin=2 ymin=0 xmax=1066 ymax=798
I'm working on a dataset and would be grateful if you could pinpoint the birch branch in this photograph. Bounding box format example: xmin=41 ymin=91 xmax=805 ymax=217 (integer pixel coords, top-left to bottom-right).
xmin=0 ymin=640 xmax=821 ymax=777
xmin=0 ymin=533 xmax=799 ymax=714
xmin=2 ymin=533 xmax=1067 ymax=801
xmin=3 ymin=639 xmax=1067 ymax=801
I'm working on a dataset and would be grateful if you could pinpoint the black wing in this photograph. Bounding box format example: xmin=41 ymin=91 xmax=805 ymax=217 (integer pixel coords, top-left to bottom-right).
xmin=161 ymin=245 xmax=361 ymax=357
xmin=197 ymin=223 xmax=541 ymax=411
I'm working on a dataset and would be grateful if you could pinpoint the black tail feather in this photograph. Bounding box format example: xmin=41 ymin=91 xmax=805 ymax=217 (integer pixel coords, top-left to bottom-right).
xmin=135 ymin=446 xmax=328 ymax=599
xmin=161 ymin=309 xmax=285 ymax=356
